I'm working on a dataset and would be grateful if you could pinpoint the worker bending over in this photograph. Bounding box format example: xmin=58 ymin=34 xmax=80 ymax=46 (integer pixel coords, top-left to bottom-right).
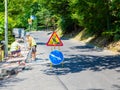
xmin=26 ymin=33 xmax=37 ymax=61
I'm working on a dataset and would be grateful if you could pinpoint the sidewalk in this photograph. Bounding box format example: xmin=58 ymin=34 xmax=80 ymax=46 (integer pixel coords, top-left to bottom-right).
xmin=0 ymin=41 xmax=31 ymax=80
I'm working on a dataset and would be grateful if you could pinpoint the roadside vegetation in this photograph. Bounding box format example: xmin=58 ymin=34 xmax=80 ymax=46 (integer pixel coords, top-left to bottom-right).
xmin=0 ymin=0 xmax=120 ymax=52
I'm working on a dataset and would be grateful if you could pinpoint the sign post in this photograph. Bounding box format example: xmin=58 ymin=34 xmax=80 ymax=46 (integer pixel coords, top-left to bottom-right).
xmin=4 ymin=0 xmax=8 ymax=57
xmin=30 ymin=15 xmax=36 ymax=20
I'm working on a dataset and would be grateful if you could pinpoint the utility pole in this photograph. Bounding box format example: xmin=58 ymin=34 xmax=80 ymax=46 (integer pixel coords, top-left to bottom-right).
xmin=4 ymin=0 xmax=8 ymax=57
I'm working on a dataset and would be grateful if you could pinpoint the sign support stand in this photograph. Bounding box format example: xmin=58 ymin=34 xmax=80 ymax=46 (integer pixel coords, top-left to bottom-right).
xmin=46 ymin=31 xmax=64 ymax=68
xmin=50 ymin=63 xmax=52 ymax=68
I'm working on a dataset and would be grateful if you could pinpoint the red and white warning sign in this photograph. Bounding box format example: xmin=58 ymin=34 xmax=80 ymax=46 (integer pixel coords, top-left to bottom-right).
xmin=46 ymin=32 xmax=63 ymax=46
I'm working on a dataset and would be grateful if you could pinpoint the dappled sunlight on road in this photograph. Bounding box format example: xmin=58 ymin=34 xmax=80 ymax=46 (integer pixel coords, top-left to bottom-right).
xmin=43 ymin=54 xmax=120 ymax=75
xmin=42 ymin=36 xmax=120 ymax=76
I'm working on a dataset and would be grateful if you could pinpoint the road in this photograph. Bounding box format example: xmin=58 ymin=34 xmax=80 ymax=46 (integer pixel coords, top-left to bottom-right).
xmin=0 ymin=31 xmax=120 ymax=90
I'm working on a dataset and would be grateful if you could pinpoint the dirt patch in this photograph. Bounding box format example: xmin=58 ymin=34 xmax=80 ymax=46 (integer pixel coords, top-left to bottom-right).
xmin=107 ymin=41 xmax=120 ymax=53
xmin=60 ymin=29 xmax=120 ymax=55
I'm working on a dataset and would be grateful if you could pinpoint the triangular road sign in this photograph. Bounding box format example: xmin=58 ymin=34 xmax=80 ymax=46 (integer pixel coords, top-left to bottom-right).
xmin=46 ymin=32 xmax=63 ymax=46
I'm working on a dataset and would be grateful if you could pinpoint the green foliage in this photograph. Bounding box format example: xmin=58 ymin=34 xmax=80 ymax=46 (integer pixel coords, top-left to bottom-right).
xmin=71 ymin=0 xmax=109 ymax=33
xmin=0 ymin=13 xmax=4 ymax=41
xmin=0 ymin=0 xmax=120 ymax=43
xmin=0 ymin=13 xmax=4 ymax=35
xmin=109 ymin=0 xmax=120 ymax=41
xmin=57 ymin=16 xmax=74 ymax=34
xmin=0 ymin=1 xmax=4 ymax=12
xmin=0 ymin=0 xmax=40 ymax=43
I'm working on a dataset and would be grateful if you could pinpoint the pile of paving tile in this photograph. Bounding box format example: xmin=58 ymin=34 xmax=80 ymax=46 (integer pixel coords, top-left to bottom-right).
xmin=0 ymin=51 xmax=32 ymax=80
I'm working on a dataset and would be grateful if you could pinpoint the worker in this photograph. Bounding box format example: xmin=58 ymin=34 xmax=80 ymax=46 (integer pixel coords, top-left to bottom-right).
xmin=10 ymin=39 xmax=22 ymax=57
xmin=26 ymin=33 xmax=37 ymax=61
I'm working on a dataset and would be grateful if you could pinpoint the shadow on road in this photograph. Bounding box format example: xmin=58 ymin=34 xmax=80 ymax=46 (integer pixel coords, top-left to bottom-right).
xmin=43 ymin=54 xmax=120 ymax=75
xmin=44 ymin=37 xmax=120 ymax=75
xmin=70 ymin=44 xmax=103 ymax=52
xmin=43 ymin=43 xmax=120 ymax=75
xmin=36 ymin=42 xmax=46 ymax=45
xmin=0 ymin=76 xmax=26 ymax=88
xmin=112 ymin=84 xmax=120 ymax=90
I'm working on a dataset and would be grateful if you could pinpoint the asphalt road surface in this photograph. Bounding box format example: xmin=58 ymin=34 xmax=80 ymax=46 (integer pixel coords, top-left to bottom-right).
xmin=0 ymin=31 xmax=120 ymax=90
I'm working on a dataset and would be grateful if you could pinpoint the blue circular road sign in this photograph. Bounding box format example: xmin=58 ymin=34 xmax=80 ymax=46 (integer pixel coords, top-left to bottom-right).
xmin=30 ymin=15 xmax=36 ymax=20
xmin=49 ymin=50 xmax=64 ymax=65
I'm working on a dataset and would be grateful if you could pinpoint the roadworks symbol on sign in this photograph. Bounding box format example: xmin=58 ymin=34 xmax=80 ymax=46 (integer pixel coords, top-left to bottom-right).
xmin=46 ymin=32 xmax=63 ymax=46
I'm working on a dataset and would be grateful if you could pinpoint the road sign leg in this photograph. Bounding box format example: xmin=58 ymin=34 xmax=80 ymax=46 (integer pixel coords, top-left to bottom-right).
xmin=58 ymin=46 xmax=60 ymax=50
xmin=50 ymin=63 xmax=52 ymax=68
xmin=51 ymin=47 xmax=52 ymax=51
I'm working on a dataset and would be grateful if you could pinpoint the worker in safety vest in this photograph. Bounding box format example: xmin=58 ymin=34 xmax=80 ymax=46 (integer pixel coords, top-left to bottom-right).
xmin=26 ymin=33 xmax=37 ymax=61
xmin=10 ymin=39 xmax=22 ymax=57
